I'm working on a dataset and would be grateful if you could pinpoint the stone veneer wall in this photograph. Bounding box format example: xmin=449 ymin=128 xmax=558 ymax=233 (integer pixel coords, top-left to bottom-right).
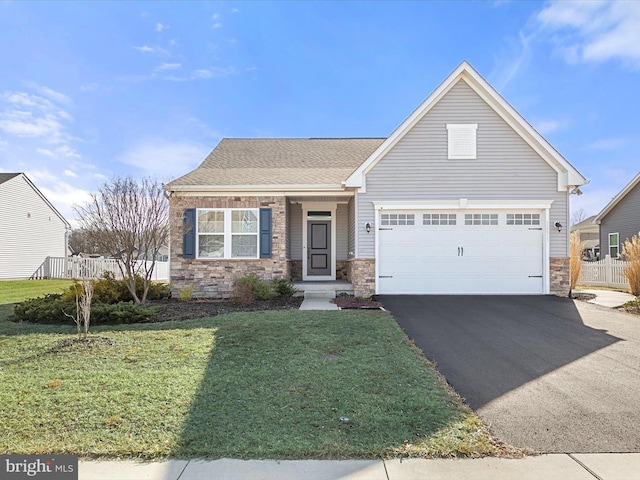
xmin=169 ymin=195 xmax=288 ymax=298
xmin=289 ymin=260 xmax=302 ymax=281
xmin=550 ymin=257 xmax=570 ymax=297
xmin=345 ymin=259 xmax=375 ymax=297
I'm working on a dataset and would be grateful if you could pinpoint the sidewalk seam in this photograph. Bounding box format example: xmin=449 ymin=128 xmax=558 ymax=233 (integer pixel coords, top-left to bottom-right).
xmin=382 ymin=459 xmax=390 ymax=480
xmin=175 ymin=459 xmax=190 ymax=480
xmin=568 ymin=453 xmax=603 ymax=480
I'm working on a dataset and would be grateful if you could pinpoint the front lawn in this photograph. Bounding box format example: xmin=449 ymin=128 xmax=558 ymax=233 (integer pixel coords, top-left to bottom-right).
xmin=0 ymin=310 xmax=503 ymax=459
xmin=0 ymin=279 xmax=74 ymax=305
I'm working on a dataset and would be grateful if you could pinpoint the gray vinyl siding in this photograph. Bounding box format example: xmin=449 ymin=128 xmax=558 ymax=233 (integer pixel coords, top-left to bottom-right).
xmin=348 ymin=197 xmax=355 ymax=258
xmin=356 ymin=79 xmax=569 ymax=258
xmin=0 ymin=175 xmax=68 ymax=279
xmin=289 ymin=203 xmax=303 ymax=260
xmin=599 ymin=182 xmax=640 ymax=258
xmin=337 ymin=203 xmax=348 ymax=261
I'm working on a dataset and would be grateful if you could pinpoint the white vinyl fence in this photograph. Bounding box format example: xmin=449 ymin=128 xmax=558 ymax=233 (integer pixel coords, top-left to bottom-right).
xmin=32 ymin=257 xmax=169 ymax=281
xmin=579 ymin=256 xmax=629 ymax=288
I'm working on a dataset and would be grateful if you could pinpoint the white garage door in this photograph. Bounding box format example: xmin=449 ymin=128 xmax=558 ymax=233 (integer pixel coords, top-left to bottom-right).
xmin=377 ymin=210 xmax=544 ymax=294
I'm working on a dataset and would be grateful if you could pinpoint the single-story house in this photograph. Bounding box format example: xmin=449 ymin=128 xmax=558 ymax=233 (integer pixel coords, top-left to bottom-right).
xmin=0 ymin=172 xmax=71 ymax=279
xmin=595 ymin=172 xmax=640 ymax=259
xmin=165 ymin=61 xmax=587 ymax=298
xmin=570 ymin=215 xmax=599 ymax=260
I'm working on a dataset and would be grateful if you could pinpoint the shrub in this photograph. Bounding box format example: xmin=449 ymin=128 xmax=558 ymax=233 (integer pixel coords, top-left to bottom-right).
xmin=570 ymin=232 xmax=585 ymax=290
xmin=178 ymin=285 xmax=194 ymax=302
xmin=61 ymin=272 xmax=170 ymax=305
xmin=13 ymin=294 xmax=157 ymax=325
xmin=231 ymin=273 xmax=278 ymax=304
xmin=272 ymin=277 xmax=296 ymax=297
xmin=622 ymin=235 xmax=640 ymax=296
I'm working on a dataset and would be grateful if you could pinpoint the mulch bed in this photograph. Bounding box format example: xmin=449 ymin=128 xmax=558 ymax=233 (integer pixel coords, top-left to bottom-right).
xmin=150 ymin=296 xmax=304 ymax=322
xmin=571 ymin=293 xmax=597 ymax=302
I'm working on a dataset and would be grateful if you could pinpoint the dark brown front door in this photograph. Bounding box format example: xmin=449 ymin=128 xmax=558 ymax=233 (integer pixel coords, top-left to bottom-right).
xmin=307 ymin=220 xmax=331 ymax=276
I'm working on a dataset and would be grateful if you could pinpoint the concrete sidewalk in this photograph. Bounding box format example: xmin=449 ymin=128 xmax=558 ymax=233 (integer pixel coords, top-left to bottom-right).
xmin=573 ymin=288 xmax=636 ymax=308
xmin=79 ymin=454 xmax=640 ymax=480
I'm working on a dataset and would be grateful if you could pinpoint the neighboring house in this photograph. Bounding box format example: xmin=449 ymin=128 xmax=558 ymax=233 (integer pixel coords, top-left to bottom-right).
xmin=165 ymin=61 xmax=587 ymax=298
xmin=595 ymin=172 xmax=640 ymax=259
xmin=0 ymin=173 xmax=71 ymax=279
xmin=570 ymin=215 xmax=599 ymax=260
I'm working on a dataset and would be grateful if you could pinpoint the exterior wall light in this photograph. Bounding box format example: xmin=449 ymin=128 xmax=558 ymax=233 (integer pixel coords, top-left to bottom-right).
xmin=365 ymin=222 xmax=371 ymax=233
xmin=554 ymin=222 xmax=562 ymax=232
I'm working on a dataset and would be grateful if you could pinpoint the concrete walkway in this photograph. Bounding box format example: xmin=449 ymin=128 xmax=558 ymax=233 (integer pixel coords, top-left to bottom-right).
xmin=574 ymin=288 xmax=636 ymax=308
xmin=79 ymin=454 xmax=640 ymax=480
xmin=299 ymin=296 xmax=339 ymax=310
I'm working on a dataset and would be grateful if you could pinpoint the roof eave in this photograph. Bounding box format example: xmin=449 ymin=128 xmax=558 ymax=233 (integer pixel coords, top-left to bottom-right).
xmin=594 ymin=172 xmax=640 ymax=223
xmin=166 ymin=183 xmax=349 ymax=193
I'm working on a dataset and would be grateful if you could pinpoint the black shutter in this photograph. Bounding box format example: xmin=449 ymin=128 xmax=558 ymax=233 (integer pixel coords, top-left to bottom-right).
xmin=183 ymin=208 xmax=196 ymax=259
xmin=259 ymin=208 xmax=272 ymax=258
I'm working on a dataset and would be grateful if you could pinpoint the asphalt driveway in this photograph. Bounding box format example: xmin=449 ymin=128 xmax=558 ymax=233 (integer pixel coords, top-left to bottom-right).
xmin=378 ymin=295 xmax=640 ymax=453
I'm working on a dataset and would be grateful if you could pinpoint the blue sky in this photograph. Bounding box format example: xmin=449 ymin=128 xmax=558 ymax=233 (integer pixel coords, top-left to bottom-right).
xmin=1 ymin=1 xmax=639 ymax=224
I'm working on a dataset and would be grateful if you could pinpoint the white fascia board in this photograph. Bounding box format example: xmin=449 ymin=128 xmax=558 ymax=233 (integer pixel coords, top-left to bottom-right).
xmin=345 ymin=61 xmax=587 ymax=192
xmin=373 ymin=199 xmax=554 ymax=211
xmin=174 ymin=189 xmax=354 ymax=198
xmin=345 ymin=63 xmax=469 ymax=189
xmin=595 ymin=171 xmax=640 ymax=223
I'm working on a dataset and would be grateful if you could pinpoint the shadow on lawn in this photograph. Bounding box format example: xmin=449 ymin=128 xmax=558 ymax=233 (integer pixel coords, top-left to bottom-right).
xmin=169 ymin=311 xmax=477 ymax=460
xmin=380 ymin=295 xmax=621 ymax=410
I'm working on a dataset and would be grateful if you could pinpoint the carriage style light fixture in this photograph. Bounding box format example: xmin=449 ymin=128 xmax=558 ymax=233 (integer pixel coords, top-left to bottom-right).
xmin=554 ymin=222 xmax=563 ymax=232
xmin=365 ymin=222 xmax=371 ymax=233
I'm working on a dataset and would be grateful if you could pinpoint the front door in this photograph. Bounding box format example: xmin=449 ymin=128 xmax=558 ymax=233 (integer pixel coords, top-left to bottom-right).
xmin=307 ymin=220 xmax=331 ymax=276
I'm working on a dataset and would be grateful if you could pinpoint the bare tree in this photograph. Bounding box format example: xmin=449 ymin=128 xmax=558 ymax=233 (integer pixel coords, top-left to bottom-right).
xmin=63 ymin=279 xmax=94 ymax=338
xmin=74 ymin=176 xmax=169 ymax=304
xmin=570 ymin=208 xmax=587 ymax=226
xmin=68 ymin=229 xmax=101 ymax=255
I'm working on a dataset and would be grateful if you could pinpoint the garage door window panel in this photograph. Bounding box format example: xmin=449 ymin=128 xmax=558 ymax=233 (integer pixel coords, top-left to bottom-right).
xmin=381 ymin=213 xmax=415 ymax=226
xmin=507 ymin=213 xmax=540 ymax=226
xmin=423 ymin=213 xmax=456 ymax=225
xmin=465 ymin=213 xmax=498 ymax=226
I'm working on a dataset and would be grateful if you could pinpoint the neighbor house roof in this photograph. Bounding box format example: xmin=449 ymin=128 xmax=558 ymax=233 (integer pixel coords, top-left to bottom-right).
xmin=594 ymin=172 xmax=640 ymax=224
xmin=0 ymin=172 xmax=20 ymax=185
xmin=166 ymin=138 xmax=386 ymax=191
xmin=570 ymin=215 xmax=598 ymax=232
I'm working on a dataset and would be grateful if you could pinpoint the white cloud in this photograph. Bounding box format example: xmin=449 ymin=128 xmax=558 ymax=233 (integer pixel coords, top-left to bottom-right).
xmin=212 ymin=13 xmax=220 ymax=20
xmin=212 ymin=22 xmax=223 ymax=29
xmin=490 ymin=31 xmax=533 ymax=89
xmin=532 ymin=118 xmax=569 ymax=134
xmin=117 ymin=140 xmax=210 ymax=179
xmin=156 ymin=62 xmax=182 ymax=71
xmin=64 ymin=169 xmax=77 ymax=178
xmin=36 ymin=148 xmax=56 ymax=157
xmin=156 ymin=22 xmax=168 ymax=32
xmin=134 ymin=45 xmax=154 ymax=53
xmin=586 ymin=137 xmax=629 ymax=151
xmin=536 ymin=1 xmax=640 ymax=68
xmin=164 ymin=65 xmax=237 ymax=82
xmin=231 ymin=8 xmax=239 ymax=13
xmin=24 ymin=82 xmax=72 ymax=105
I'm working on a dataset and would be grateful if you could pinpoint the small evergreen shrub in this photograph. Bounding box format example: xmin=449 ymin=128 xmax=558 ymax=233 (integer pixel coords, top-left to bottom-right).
xmin=231 ymin=273 xmax=280 ymax=304
xmin=13 ymin=293 xmax=158 ymax=325
xmin=61 ymin=272 xmax=170 ymax=304
xmin=272 ymin=277 xmax=296 ymax=297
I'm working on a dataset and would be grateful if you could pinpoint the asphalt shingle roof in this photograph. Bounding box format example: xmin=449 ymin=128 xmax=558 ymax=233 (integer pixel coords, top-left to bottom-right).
xmin=0 ymin=173 xmax=20 ymax=185
xmin=167 ymin=138 xmax=386 ymax=188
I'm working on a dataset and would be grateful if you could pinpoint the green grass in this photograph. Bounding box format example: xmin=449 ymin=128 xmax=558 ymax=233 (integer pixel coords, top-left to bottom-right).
xmin=0 ymin=309 xmax=501 ymax=459
xmin=0 ymin=279 xmax=73 ymax=305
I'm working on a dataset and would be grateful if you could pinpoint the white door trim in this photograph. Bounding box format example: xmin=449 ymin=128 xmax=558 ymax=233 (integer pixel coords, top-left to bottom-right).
xmin=373 ymin=199 xmax=554 ymax=295
xmin=302 ymin=202 xmax=337 ymax=281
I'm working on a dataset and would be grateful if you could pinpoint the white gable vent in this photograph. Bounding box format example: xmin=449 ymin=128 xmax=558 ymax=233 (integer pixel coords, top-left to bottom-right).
xmin=447 ymin=123 xmax=477 ymax=159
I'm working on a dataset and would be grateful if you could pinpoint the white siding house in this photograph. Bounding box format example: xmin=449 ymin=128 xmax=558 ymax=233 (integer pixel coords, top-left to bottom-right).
xmin=0 ymin=173 xmax=71 ymax=279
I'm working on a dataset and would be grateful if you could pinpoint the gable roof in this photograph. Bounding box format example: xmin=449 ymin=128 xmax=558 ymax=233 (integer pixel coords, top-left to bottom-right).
xmin=570 ymin=215 xmax=597 ymax=232
xmin=0 ymin=172 xmax=71 ymax=228
xmin=345 ymin=61 xmax=587 ymax=192
xmin=594 ymin=172 xmax=640 ymax=223
xmin=166 ymin=138 xmax=385 ymax=191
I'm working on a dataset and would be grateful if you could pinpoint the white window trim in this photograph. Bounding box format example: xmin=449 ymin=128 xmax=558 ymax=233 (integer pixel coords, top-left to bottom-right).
xmin=447 ymin=123 xmax=478 ymax=160
xmin=609 ymin=232 xmax=619 ymax=258
xmin=196 ymin=208 xmax=260 ymax=259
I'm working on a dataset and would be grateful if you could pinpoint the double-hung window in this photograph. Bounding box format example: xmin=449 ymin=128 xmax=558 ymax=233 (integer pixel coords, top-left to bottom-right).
xmin=609 ymin=232 xmax=619 ymax=258
xmin=197 ymin=209 xmax=259 ymax=259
